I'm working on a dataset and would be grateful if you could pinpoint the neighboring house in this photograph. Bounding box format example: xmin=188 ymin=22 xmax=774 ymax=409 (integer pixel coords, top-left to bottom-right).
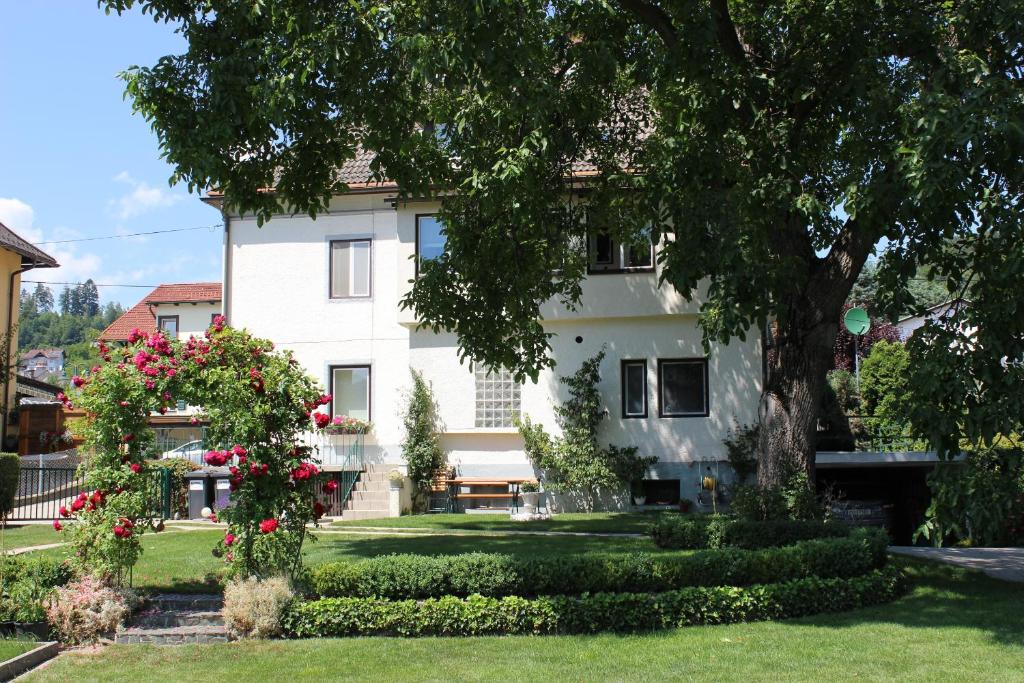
xmin=18 ymin=348 xmax=63 ymax=381
xmin=895 ymin=299 xmax=971 ymax=341
xmin=100 ymin=282 xmax=222 ymax=343
xmin=0 ymin=220 xmax=59 ymax=450
xmin=203 ymin=157 xmax=762 ymax=507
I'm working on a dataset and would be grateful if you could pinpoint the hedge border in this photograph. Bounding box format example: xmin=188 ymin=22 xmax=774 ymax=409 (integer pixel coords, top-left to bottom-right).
xmin=284 ymin=566 xmax=907 ymax=638
xmin=308 ymin=529 xmax=889 ymax=600
xmin=650 ymin=515 xmax=851 ymax=550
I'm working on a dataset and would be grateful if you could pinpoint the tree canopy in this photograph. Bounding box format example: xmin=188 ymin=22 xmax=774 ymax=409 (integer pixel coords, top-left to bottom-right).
xmin=103 ymin=0 xmax=1024 ymax=481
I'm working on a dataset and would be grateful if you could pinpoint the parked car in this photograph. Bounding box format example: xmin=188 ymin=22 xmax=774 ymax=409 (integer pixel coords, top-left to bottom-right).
xmin=161 ymin=440 xmax=205 ymax=465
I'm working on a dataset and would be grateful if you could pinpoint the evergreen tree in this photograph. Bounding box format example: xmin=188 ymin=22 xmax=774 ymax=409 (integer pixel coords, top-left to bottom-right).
xmin=79 ymin=279 xmax=100 ymax=317
xmin=33 ymin=283 xmax=54 ymax=313
xmin=58 ymin=287 xmax=71 ymax=315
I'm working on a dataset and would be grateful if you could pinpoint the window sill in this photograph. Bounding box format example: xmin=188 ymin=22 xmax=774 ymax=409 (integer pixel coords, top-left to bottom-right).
xmin=442 ymin=428 xmax=522 ymax=436
xmin=586 ymin=267 xmax=656 ymax=275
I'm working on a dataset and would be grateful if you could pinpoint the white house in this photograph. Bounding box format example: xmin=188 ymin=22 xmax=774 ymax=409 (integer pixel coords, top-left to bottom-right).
xmin=895 ymin=299 xmax=972 ymax=341
xmin=203 ymin=168 xmax=763 ymax=508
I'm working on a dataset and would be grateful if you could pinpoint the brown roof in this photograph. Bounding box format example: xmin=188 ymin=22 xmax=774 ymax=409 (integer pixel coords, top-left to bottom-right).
xmin=20 ymin=348 xmax=63 ymax=361
xmin=0 ymin=221 xmax=58 ymax=268
xmin=99 ymin=282 xmax=222 ymax=341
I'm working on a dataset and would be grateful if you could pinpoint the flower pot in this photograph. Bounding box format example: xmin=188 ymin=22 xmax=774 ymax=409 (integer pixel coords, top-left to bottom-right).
xmin=633 ymin=495 xmax=647 ymax=507
xmin=520 ymin=491 xmax=540 ymax=514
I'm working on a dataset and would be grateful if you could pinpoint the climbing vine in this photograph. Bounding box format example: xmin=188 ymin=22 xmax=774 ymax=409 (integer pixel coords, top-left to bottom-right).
xmin=55 ymin=317 xmax=332 ymax=584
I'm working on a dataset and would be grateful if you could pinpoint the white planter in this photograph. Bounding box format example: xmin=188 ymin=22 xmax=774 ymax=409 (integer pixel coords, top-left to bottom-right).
xmin=633 ymin=495 xmax=647 ymax=506
xmin=520 ymin=491 xmax=540 ymax=514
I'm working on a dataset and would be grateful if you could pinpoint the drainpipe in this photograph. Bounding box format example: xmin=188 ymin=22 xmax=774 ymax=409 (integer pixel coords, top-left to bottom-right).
xmin=3 ymin=261 xmax=38 ymax=448
xmin=220 ymin=211 xmax=231 ymax=324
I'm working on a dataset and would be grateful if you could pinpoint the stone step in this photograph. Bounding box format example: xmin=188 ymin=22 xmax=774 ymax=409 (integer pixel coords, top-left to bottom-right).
xmin=355 ymin=472 xmax=389 ymax=484
xmin=347 ymin=490 xmax=389 ymax=505
xmin=132 ymin=609 xmax=224 ymax=629
xmin=114 ymin=624 xmax=230 ymax=645
xmin=364 ymin=463 xmax=402 ymax=473
xmin=339 ymin=509 xmax=390 ymax=520
xmin=146 ymin=594 xmax=223 ymax=612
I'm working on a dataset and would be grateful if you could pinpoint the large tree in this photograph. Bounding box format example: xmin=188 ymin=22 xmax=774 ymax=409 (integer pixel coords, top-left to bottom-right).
xmin=103 ymin=0 xmax=1024 ymax=487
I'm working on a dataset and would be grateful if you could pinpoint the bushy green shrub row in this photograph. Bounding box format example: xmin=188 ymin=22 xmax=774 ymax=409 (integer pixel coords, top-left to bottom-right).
xmin=308 ymin=530 xmax=888 ymax=599
xmin=284 ymin=567 xmax=906 ymax=637
xmin=0 ymin=555 xmax=73 ymax=623
xmin=650 ymin=515 xmax=851 ymax=550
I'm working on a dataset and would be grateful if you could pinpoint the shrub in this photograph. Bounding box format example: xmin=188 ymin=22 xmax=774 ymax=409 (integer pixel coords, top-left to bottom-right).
xmin=1 ymin=555 xmax=73 ymax=590
xmin=308 ymin=530 xmax=887 ymax=599
xmin=400 ymin=369 xmax=447 ymax=510
xmin=285 ymin=567 xmax=906 ymax=638
xmin=44 ymin=575 xmax=139 ymax=644
xmin=650 ymin=515 xmax=850 ymax=550
xmin=223 ymin=575 xmax=294 ymax=639
xmin=0 ymin=453 xmax=18 ymax=520
xmin=730 ymin=485 xmax=788 ymax=521
xmin=723 ymin=422 xmax=759 ymax=484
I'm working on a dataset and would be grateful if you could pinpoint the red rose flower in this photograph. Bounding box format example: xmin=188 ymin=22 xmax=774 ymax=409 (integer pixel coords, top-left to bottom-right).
xmin=313 ymin=501 xmax=326 ymax=519
xmin=323 ymin=480 xmax=339 ymax=494
xmin=224 ymin=533 xmax=235 ymax=546
xmin=59 ymin=505 xmax=69 ymax=518
xmin=113 ymin=524 xmax=126 ymax=538
xmin=313 ymin=412 xmax=330 ymax=429
xmin=259 ymin=518 xmax=278 ymax=534
xmin=52 ymin=519 xmax=62 ymax=531
xmin=71 ymin=375 xmax=86 ymax=388
xmin=130 ymin=463 xmax=142 ymax=474
xmin=231 ymin=445 xmax=247 ymax=457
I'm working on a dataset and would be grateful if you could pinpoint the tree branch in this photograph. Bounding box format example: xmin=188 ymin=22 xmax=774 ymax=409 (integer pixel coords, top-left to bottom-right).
xmin=615 ymin=0 xmax=678 ymax=49
xmin=709 ymin=0 xmax=750 ymax=67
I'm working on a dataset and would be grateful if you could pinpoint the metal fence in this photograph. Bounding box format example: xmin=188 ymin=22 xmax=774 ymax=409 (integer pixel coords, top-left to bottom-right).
xmin=10 ymin=465 xmax=172 ymax=521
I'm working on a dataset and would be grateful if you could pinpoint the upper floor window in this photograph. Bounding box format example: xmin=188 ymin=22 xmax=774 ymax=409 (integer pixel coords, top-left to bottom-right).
xmin=621 ymin=359 xmax=648 ymax=418
xmin=330 ymin=365 xmax=371 ymax=421
xmin=658 ymin=358 xmax=709 ymax=418
xmin=587 ymin=232 xmax=654 ymax=273
xmin=475 ymin=366 xmax=520 ymax=428
xmin=157 ymin=315 xmax=179 ymax=338
xmin=330 ymin=239 xmax=372 ymax=298
xmin=416 ymin=215 xmax=446 ymax=276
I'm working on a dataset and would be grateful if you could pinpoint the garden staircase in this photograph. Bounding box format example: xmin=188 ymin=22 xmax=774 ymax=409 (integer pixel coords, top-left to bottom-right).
xmin=115 ymin=594 xmax=229 ymax=645
xmin=337 ymin=463 xmax=393 ymax=521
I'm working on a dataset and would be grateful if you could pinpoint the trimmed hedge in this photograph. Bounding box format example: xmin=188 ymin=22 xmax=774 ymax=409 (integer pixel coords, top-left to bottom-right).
xmin=308 ymin=529 xmax=889 ymax=599
xmin=650 ymin=515 xmax=851 ymax=550
xmin=284 ymin=566 xmax=907 ymax=637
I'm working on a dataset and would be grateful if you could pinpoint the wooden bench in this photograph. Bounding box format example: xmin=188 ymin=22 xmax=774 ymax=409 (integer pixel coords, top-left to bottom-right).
xmin=446 ymin=477 xmax=537 ymax=512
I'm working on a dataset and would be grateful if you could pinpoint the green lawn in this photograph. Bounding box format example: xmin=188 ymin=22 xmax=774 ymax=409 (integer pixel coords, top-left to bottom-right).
xmin=330 ymin=512 xmax=664 ymax=534
xmin=0 ymin=524 xmax=64 ymax=551
xmin=33 ymin=527 xmax=667 ymax=593
xmin=25 ymin=560 xmax=1024 ymax=682
xmin=0 ymin=638 xmax=38 ymax=663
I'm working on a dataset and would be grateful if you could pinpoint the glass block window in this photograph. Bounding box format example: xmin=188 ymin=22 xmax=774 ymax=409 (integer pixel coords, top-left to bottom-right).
xmin=474 ymin=366 xmax=521 ymax=428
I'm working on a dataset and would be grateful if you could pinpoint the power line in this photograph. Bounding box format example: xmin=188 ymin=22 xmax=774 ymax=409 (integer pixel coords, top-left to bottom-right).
xmin=22 ymin=280 xmax=160 ymax=289
xmin=31 ymin=224 xmax=221 ymax=245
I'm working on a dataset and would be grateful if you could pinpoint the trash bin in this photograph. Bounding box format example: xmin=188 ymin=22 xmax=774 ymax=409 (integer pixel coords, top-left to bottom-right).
xmin=185 ymin=470 xmax=210 ymax=519
xmin=209 ymin=469 xmax=234 ymax=511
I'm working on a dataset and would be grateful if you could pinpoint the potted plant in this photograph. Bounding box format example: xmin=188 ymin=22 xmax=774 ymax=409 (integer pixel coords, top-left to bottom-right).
xmin=520 ymin=481 xmax=541 ymax=514
xmin=678 ymin=498 xmax=692 ymax=513
xmin=631 ymin=481 xmax=647 ymax=507
xmin=387 ymin=469 xmax=404 ymax=490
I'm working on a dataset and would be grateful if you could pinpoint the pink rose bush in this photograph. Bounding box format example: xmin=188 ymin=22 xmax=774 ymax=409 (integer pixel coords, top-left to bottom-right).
xmin=71 ymin=320 xmax=329 ymax=584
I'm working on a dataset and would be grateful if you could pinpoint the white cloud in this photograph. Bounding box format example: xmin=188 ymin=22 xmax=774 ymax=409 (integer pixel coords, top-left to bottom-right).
xmin=0 ymin=196 xmax=103 ymax=292
xmin=108 ymin=171 xmax=183 ymax=220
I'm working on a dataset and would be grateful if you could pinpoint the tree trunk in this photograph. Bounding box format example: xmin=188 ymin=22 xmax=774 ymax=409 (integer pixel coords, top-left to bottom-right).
xmin=757 ymin=299 xmax=844 ymax=490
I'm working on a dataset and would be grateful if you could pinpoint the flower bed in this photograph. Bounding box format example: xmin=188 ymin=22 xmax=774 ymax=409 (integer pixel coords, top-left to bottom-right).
xmin=649 ymin=515 xmax=851 ymax=550
xmin=284 ymin=567 xmax=907 ymax=637
xmin=308 ymin=529 xmax=889 ymax=599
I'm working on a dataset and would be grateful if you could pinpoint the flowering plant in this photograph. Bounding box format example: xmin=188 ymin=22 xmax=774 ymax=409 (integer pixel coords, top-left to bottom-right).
xmin=63 ymin=319 xmax=328 ymax=584
xmin=322 ymin=415 xmax=372 ymax=435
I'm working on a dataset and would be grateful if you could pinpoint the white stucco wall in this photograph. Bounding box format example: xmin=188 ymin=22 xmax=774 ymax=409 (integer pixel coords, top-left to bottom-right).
xmin=225 ymin=193 xmax=763 ymax=498
xmin=153 ymin=302 xmax=221 ymax=340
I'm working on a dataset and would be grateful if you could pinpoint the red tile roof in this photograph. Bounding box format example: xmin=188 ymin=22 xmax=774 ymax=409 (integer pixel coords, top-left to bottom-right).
xmin=99 ymin=282 xmax=222 ymax=341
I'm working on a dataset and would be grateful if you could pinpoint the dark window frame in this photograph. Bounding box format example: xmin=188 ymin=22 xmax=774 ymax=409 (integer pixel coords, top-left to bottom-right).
xmin=415 ymin=214 xmax=446 ymax=278
xmin=620 ymin=359 xmax=648 ymax=419
xmin=157 ymin=315 xmax=179 ymax=337
xmin=586 ymin=233 xmax=656 ymax=275
xmin=657 ymin=358 xmax=710 ymax=418
xmin=329 ymin=238 xmax=373 ymax=299
xmin=328 ymin=364 xmax=372 ymax=421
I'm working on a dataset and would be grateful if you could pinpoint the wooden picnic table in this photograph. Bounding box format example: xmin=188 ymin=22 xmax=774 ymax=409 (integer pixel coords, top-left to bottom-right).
xmin=445 ymin=477 xmax=538 ymax=511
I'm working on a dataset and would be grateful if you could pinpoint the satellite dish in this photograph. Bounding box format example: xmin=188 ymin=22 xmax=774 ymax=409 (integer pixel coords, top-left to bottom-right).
xmin=844 ymin=307 xmax=871 ymax=336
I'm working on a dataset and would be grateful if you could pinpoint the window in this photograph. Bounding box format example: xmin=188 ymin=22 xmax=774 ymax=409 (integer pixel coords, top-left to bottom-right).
xmin=587 ymin=232 xmax=654 ymax=273
xmin=642 ymin=479 xmax=680 ymax=505
xmin=474 ymin=366 xmax=520 ymax=428
xmin=621 ymin=360 xmax=647 ymax=418
xmin=416 ymin=215 xmax=446 ymax=275
xmin=658 ymin=359 xmax=709 ymax=417
xmin=330 ymin=365 xmax=371 ymax=420
xmin=330 ymin=239 xmax=372 ymax=298
xmin=157 ymin=316 xmax=179 ymax=338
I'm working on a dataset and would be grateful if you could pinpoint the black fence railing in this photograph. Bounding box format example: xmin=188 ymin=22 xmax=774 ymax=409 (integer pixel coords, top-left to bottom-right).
xmin=10 ymin=466 xmax=172 ymax=521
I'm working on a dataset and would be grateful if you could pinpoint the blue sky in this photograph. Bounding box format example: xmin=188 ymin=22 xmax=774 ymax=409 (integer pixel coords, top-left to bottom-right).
xmin=0 ymin=3 xmax=222 ymax=308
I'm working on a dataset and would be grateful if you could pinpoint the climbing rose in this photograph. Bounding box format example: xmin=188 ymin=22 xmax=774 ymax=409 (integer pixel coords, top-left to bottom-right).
xmin=71 ymin=375 xmax=86 ymax=388
xmin=52 ymin=519 xmax=62 ymax=531
xmin=204 ymin=450 xmax=228 ymax=467
xmin=323 ymin=480 xmax=338 ymax=494
xmin=122 ymin=434 xmax=135 ymax=443
xmin=291 ymin=462 xmax=319 ymax=481
xmin=113 ymin=524 xmax=127 ymax=538
xmin=259 ymin=518 xmax=278 ymax=534
xmin=59 ymin=505 xmax=69 ymax=518
xmin=313 ymin=501 xmax=326 ymax=519
xmin=312 ymin=412 xmax=330 ymax=429
xmin=224 ymin=533 xmax=235 ymax=546
xmin=231 ymin=445 xmax=247 ymax=457
xmin=130 ymin=463 xmax=142 ymax=474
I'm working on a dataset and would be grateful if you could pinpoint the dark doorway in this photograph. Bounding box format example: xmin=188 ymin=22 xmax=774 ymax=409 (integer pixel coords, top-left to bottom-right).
xmin=816 ymin=465 xmax=932 ymax=545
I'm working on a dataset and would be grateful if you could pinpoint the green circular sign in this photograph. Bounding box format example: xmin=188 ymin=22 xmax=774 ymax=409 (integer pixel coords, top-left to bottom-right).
xmin=843 ymin=307 xmax=871 ymax=336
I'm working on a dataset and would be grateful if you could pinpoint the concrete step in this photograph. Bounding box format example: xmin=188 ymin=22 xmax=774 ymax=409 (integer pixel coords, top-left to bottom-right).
xmin=355 ymin=472 xmax=389 ymax=484
xmin=364 ymin=463 xmax=402 ymax=473
xmin=347 ymin=490 xmax=389 ymax=505
xmin=115 ymin=624 xmax=230 ymax=645
xmin=339 ymin=509 xmax=390 ymax=521
xmin=132 ymin=609 xmax=224 ymax=629
xmin=147 ymin=594 xmax=223 ymax=612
